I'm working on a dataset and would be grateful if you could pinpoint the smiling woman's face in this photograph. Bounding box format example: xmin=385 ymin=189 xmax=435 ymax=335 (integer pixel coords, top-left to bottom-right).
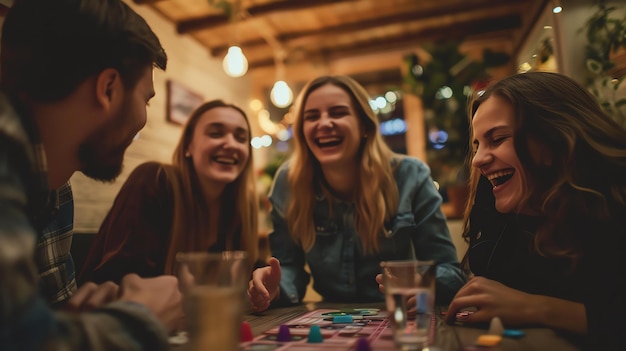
xmin=186 ymin=106 xmax=250 ymax=186
xmin=301 ymin=83 xmax=365 ymax=170
xmin=471 ymin=95 xmax=527 ymax=214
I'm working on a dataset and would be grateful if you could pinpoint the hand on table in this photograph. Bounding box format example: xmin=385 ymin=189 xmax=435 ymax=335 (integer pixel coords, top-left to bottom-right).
xmin=118 ymin=273 xmax=184 ymax=333
xmin=64 ymin=281 xmax=120 ymax=312
xmin=446 ymin=276 xmax=538 ymax=326
xmin=248 ymin=257 xmax=281 ymax=312
xmin=376 ymin=273 xmax=384 ymax=294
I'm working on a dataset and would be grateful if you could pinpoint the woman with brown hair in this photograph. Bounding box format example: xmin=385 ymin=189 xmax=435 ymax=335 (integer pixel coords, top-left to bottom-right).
xmin=446 ymin=72 xmax=626 ymax=349
xmin=79 ymin=99 xmax=259 ymax=283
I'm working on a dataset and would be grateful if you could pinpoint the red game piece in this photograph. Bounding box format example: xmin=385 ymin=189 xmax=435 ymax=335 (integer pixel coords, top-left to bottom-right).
xmin=240 ymin=321 xmax=253 ymax=342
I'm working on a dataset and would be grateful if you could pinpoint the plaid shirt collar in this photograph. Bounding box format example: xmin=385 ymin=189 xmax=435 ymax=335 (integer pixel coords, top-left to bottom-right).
xmin=2 ymin=93 xmax=77 ymax=304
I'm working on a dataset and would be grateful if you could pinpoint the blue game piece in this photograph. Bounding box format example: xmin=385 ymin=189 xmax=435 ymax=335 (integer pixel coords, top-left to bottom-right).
xmin=332 ymin=315 xmax=353 ymax=323
xmin=503 ymin=329 xmax=525 ymax=338
xmin=416 ymin=291 xmax=430 ymax=314
xmin=276 ymin=324 xmax=292 ymax=341
xmin=354 ymin=337 xmax=372 ymax=351
xmin=307 ymin=325 xmax=323 ymax=343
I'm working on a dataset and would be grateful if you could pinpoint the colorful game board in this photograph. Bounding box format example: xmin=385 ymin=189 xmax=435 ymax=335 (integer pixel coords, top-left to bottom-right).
xmin=240 ymin=308 xmax=434 ymax=351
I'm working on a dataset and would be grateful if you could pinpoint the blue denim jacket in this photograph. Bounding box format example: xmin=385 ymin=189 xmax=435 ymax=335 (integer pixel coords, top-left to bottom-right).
xmin=269 ymin=157 xmax=466 ymax=306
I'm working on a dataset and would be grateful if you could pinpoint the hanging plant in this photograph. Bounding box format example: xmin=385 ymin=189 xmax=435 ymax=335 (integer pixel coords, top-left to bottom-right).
xmin=402 ymin=41 xmax=509 ymax=187
xmin=581 ymin=1 xmax=626 ymax=127
xmin=207 ymin=0 xmax=235 ymax=18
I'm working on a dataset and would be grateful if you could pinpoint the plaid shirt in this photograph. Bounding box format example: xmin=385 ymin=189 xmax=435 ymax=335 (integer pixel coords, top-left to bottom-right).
xmin=36 ymin=181 xmax=77 ymax=306
xmin=11 ymin=106 xmax=78 ymax=306
xmin=0 ymin=92 xmax=169 ymax=350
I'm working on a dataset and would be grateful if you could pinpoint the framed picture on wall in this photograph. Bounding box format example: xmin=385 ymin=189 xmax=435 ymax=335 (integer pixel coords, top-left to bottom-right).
xmin=166 ymin=80 xmax=204 ymax=125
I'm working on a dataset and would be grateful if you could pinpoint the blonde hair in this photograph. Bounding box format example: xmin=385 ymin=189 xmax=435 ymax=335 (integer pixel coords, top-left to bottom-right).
xmin=288 ymin=75 xmax=399 ymax=253
xmin=163 ymin=100 xmax=258 ymax=273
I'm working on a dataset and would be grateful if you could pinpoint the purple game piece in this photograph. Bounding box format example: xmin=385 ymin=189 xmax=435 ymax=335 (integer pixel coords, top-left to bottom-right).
xmin=354 ymin=337 xmax=372 ymax=351
xmin=276 ymin=324 xmax=292 ymax=342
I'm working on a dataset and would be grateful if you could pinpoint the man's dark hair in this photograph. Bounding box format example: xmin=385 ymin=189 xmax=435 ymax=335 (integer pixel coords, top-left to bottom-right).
xmin=0 ymin=0 xmax=167 ymax=102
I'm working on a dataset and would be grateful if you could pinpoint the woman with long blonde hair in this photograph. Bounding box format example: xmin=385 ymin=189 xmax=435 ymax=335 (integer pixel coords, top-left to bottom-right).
xmin=80 ymin=100 xmax=258 ymax=283
xmin=248 ymin=75 xmax=464 ymax=312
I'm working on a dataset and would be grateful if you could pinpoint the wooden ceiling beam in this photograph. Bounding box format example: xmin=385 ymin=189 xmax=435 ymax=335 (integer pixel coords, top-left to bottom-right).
xmin=245 ymin=14 xmax=522 ymax=70
xmin=176 ymin=0 xmax=356 ymax=34
xmin=210 ymin=0 xmax=526 ymax=57
xmin=132 ymin=0 xmax=167 ymax=4
xmin=247 ymin=46 xmax=431 ymax=92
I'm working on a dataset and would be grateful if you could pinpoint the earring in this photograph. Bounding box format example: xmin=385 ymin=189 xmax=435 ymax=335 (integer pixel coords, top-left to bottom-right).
xmin=185 ymin=152 xmax=191 ymax=158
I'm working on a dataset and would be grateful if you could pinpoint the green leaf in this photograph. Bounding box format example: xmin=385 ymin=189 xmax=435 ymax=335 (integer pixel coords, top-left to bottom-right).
xmin=586 ymin=59 xmax=603 ymax=74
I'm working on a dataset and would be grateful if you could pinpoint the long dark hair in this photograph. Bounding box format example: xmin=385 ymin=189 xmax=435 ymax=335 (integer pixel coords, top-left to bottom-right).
xmin=464 ymin=72 xmax=626 ymax=265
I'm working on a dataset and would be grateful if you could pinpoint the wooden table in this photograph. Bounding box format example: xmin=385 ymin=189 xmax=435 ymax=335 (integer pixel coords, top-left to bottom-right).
xmin=244 ymin=302 xmax=584 ymax=351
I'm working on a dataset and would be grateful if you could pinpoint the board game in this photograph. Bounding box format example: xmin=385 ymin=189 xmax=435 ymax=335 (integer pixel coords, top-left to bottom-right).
xmin=240 ymin=308 xmax=435 ymax=351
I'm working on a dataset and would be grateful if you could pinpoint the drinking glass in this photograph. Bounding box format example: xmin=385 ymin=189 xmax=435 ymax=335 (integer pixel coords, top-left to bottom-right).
xmin=176 ymin=251 xmax=250 ymax=351
xmin=380 ymin=260 xmax=436 ymax=350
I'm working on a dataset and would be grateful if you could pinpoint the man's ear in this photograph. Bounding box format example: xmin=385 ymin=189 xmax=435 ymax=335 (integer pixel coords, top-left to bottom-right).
xmin=95 ymin=68 xmax=122 ymax=112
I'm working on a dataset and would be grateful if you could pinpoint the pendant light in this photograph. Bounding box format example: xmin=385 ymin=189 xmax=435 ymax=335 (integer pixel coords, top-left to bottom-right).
xmin=222 ymin=0 xmax=248 ymax=78
xmin=270 ymin=51 xmax=293 ymax=108
xmin=270 ymin=80 xmax=293 ymax=108
xmin=223 ymin=45 xmax=248 ymax=77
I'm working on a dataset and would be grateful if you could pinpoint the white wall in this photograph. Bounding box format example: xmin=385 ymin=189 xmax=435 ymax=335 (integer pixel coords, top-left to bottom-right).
xmin=557 ymin=0 xmax=625 ymax=83
xmin=72 ymin=1 xmax=255 ymax=232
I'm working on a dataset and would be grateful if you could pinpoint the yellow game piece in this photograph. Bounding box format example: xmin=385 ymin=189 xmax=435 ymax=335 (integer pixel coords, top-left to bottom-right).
xmin=476 ymin=334 xmax=502 ymax=346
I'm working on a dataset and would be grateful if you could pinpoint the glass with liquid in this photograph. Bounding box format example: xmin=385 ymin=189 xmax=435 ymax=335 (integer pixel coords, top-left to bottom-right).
xmin=177 ymin=251 xmax=250 ymax=351
xmin=381 ymin=260 xmax=435 ymax=350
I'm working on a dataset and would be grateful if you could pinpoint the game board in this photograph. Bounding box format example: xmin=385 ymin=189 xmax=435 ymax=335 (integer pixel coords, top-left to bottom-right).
xmin=240 ymin=308 xmax=435 ymax=351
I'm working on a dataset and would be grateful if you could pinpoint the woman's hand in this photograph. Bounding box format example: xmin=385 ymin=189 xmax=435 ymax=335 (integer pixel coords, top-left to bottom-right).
xmin=375 ymin=273 xmax=384 ymax=294
xmin=446 ymin=276 xmax=542 ymax=326
xmin=446 ymin=276 xmax=587 ymax=334
xmin=248 ymin=257 xmax=282 ymax=312
xmin=376 ymin=272 xmax=418 ymax=314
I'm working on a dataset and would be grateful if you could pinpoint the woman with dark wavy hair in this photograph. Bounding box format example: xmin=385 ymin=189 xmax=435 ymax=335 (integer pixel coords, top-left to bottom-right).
xmin=446 ymin=72 xmax=626 ymax=349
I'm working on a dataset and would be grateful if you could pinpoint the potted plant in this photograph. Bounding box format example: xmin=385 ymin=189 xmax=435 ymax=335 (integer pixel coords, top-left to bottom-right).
xmin=582 ymin=1 xmax=626 ymax=127
xmin=403 ymin=41 xmax=508 ymax=217
xmin=584 ymin=2 xmax=626 ymax=76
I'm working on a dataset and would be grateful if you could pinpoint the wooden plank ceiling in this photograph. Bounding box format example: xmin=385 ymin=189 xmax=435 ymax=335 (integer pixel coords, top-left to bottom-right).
xmin=133 ymin=0 xmax=548 ymax=96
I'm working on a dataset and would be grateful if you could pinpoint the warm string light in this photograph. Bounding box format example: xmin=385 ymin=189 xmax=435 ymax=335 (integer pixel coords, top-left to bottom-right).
xmin=552 ymin=0 xmax=562 ymax=14
xmin=270 ymin=80 xmax=293 ymax=108
xmin=222 ymin=1 xmax=248 ymax=78
xmin=270 ymin=52 xmax=293 ymax=108
xmin=223 ymin=45 xmax=248 ymax=77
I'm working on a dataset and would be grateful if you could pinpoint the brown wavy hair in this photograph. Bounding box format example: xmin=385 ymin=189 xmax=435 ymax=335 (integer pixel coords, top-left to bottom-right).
xmin=463 ymin=72 xmax=626 ymax=265
xmin=287 ymin=75 xmax=399 ymax=253
xmin=163 ymin=100 xmax=258 ymax=273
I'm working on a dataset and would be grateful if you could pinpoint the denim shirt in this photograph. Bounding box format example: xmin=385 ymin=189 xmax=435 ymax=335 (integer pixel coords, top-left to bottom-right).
xmin=268 ymin=157 xmax=465 ymax=306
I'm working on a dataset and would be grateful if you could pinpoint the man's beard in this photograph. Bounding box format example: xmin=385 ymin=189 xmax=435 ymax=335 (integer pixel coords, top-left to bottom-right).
xmin=78 ymin=135 xmax=127 ymax=183
xmin=78 ymin=99 xmax=134 ymax=182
